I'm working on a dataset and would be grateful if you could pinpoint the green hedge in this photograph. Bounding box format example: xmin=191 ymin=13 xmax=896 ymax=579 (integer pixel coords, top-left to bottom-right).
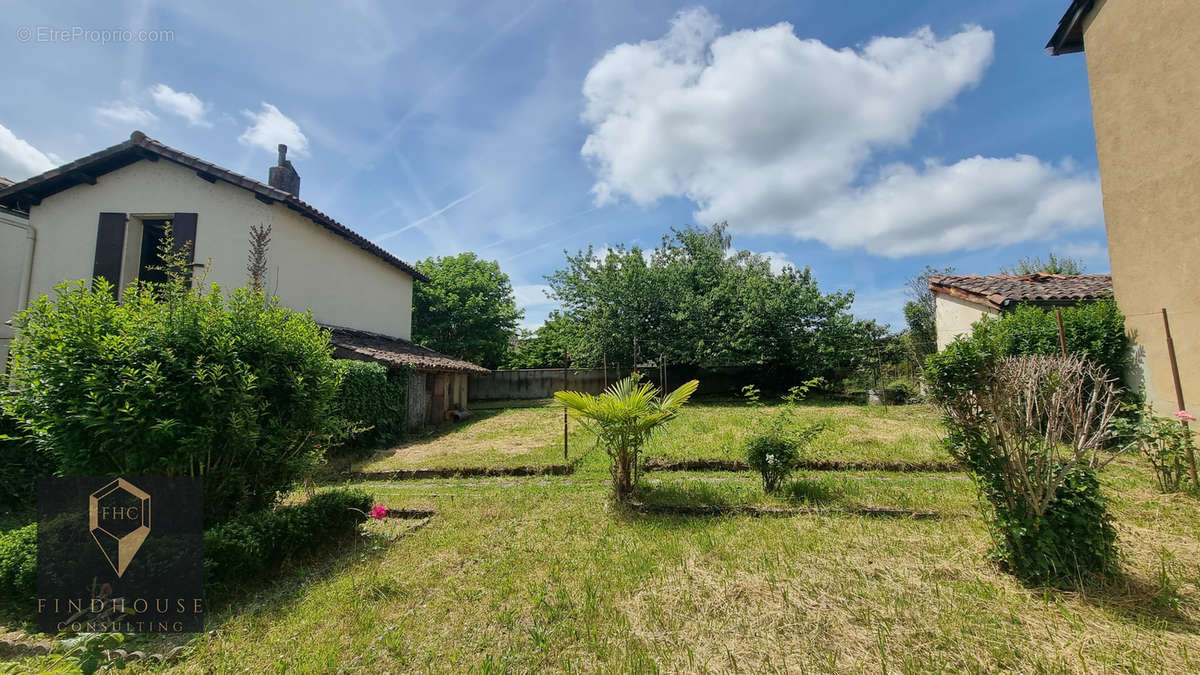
xmin=3 ymin=281 xmax=343 ymax=525
xmin=335 ymin=360 xmax=410 ymax=455
xmin=0 ymin=524 xmax=37 ymax=604
xmin=0 ymin=413 xmax=54 ymax=509
xmin=204 ymin=488 xmax=373 ymax=589
xmin=969 ymin=300 xmax=1129 ymax=380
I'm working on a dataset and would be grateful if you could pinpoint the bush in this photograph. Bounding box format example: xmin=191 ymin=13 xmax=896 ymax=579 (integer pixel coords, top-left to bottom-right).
xmin=203 ymin=488 xmax=372 ymax=589
xmin=971 ymin=300 xmax=1129 ymax=380
xmin=1112 ymin=406 xmax=1197 ymax=493
xmin=742 ymin=381 xmax=824 ymax=493
xmin=3 ymin=280 xmax=343 ymax=524
xmin=0 ymin=524 xmax=37 ymax=604
xmin=0 ymin=413 xmax=54 ymax=509
xmin=927 ymin=353 xmax=1122 ymax=585
xmin=335 ymin=360 xmax=410 ymax=455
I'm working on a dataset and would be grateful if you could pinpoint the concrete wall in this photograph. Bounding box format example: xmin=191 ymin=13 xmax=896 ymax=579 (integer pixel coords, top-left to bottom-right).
xmin=1082 ymin=0 xmax=1200 ymax=413
xmin=934 ymin=293 xmax=998 ymax=351
xmin=15 ymin=159 xmax=414 ymax=341
xmin=470 ymin=368 xmax=617 ymax=401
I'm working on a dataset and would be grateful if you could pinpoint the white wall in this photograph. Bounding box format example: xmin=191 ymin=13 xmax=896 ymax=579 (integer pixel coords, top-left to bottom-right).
xmin=19 ymin=159 xmax=413 ymax=340
xmin=0 ymin=210 xmax=32 ymax=372
xmin=934 ymin=293 xmax=998 ymax=351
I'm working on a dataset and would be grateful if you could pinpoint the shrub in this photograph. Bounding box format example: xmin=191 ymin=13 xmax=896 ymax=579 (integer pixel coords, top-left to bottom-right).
xmin=0 ymin=413 xmax=54 ymax=509
xmin=335 ymin=360 xmax=410 ymax=456
xmin=970 ymin=300 xmax=1129 ymax=380
xmin=0 ymin=524 xmax=37 ymax=604
xmin=1112 ymin=406 xmax=1197 ymax=493
xmin=203 ymin=488 xmax=372 ymax=589
xmin=3 ymin=279 xmax=343 ymax=524
xmin=556 ymin=374 xmax=699 ymax=500
xmin=742 ymin=382 xmax=824 ymax=492
xmin=927 ymin=354 xmax=1123 ymax=585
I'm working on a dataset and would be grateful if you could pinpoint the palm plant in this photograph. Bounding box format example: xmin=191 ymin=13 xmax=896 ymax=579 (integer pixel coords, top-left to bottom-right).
xmin=555 ymin=374 xmax=699 ymax=500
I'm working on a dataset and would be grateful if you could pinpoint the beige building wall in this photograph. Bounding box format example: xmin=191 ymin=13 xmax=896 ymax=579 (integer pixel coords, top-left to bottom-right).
xmin=1081 ymin=0 xmax=1200 ymax=413
xmin=15 ymin=159 xmax=413 ymax=345
xmin=934 ymin=293 xmax=999 ymax=351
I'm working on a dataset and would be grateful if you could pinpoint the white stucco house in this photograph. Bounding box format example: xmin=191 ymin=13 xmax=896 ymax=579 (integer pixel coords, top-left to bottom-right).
xmin=928 ymin=273 xmax=1114 ymax=351
xmin=0 ymin=131 xmax=486 ymax=427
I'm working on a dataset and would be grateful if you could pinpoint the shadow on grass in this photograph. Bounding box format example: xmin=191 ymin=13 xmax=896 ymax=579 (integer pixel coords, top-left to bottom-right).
xmin=1062 ymin=569 xmax=1200 ymax=634
xmin=782 ymin=476 xmax=856 ymax=505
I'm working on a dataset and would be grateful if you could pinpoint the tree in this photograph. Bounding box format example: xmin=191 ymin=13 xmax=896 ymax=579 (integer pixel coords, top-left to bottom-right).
xmin=902 ymin=265 xmax=953 ymax=370
xmin=506 ymin=311 xmax=576 ymax=369
xmin=545 ymin=223 xmax=860 ymax=381
xmin=412 ymin=253 xmax=523 ymax=369
xmin=556 ymin=375 xmax=699 ymax=500
xmin=1001 ymin=253 xmax=1086 ymax=275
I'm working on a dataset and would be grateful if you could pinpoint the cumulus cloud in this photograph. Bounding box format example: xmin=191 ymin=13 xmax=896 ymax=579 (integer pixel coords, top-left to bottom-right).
xmin=238 ymin=103 xmax=309 ymax=155
xmin=581 ymin=8 xmax=1102 ymax=257
xmin=151 ymin=84 xmax=212 ymax=127
xmin=93 ymin=101 xmax=157 ymax=127
xmin=0 ymin=122 xmax=57 ymax=179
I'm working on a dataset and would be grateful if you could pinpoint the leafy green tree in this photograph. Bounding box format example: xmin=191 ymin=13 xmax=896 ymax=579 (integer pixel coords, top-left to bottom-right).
xmin=1001 ymin=253 xmax=1086 ymax=275
xmin=506 ymin=311 xmax=576 ymax=369
xmin=902 ymin=265 xmax=953 ymax=370
xmin=545 ymin=223 xmax=860 ymax=380
xmin=412 ymin=253 xmax=524 ymax=369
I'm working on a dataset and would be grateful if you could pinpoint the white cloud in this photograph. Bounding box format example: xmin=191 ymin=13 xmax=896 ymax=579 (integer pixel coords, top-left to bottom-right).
xmin=513 ymin=284 xmax=553 ymax=308
xmin=581 ymin=9 xmax=1102 ymax=257
xmin=238 ymin=103 xmax=309 ymax=155
xmin=150 ymin=84 xmax=212 ymax=127
xmin=93 ymin=102 xmax=157 ymax=127
xmin=0 ymin=122 xmax=57 ymax=179
xmin=1059 ymin=240 xmax=1109 ymax=265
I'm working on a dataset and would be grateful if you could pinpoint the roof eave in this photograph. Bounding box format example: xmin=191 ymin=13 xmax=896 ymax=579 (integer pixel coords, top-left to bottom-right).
xmin=1046 ymin=0 xmax=1094 ymax=56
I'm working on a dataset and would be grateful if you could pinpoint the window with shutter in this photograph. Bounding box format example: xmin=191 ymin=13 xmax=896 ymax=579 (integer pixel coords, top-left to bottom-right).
xmin=92 ymin=212 xmax=127 ymax=298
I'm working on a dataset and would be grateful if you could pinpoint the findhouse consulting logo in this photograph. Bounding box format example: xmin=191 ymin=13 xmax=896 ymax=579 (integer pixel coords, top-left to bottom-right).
xmin=37 ymin=477 xmax=204 ymax=634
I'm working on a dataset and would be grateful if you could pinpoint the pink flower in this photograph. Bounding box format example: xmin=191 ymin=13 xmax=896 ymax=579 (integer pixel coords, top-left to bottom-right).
xmin=370 ymin=505 xmax=388 ymax=520
xmin=1174 ymin=410 xmax=1197 ymax=423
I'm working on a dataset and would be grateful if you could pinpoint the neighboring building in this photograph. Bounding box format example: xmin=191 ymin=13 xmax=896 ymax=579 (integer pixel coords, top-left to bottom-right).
xmin=0 ymin=131 xmax=485 ymax=426
xmin=1048 ymin=0 xmax=1200 ymax=414
xmin=929 ymin=273 xmax=1113 ymax=351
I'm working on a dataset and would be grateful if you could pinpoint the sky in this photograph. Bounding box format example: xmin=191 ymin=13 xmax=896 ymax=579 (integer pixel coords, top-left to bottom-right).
xmin=0 ymin=0 xmax=1106 ymax=331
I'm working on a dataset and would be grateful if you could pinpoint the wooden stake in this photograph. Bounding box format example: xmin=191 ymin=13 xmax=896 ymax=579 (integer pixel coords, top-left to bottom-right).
xmin=563 ymin=350 xmax=571 ymax=460
xmin=1055 ymin=309 xmax=1068 ymax=358
xmin=1162 ymin=308 xmax=1197 ymax=484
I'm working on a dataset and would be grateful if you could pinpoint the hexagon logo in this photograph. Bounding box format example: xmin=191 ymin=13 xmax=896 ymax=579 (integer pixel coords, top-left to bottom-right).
xmin=89 ymin=478 xmax=151 ymax=577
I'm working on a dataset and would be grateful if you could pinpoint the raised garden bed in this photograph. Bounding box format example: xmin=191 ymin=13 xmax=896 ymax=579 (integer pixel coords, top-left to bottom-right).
xmin=642 ymin=457 xmax=962 ymax=473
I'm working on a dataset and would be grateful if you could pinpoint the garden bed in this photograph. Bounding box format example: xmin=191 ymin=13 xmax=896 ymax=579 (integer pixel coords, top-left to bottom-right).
xmin=643 ymin=456 xmax=961 ymax=473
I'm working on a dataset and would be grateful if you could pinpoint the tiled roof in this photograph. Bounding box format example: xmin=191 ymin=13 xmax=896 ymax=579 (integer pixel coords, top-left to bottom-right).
xmin=0 ymin=131 xmax=428 ymax=282
xmin=0 ymin=177 xmax=13 ymax=188
xmin=327 ymin=325 xmax=490 ymax=375
xmin=929 ymin=273 xmax=1112 ymax=310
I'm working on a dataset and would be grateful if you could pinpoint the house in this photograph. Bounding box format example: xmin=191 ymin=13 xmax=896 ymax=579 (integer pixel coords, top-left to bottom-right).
xmin=1047 ymin=0 xmax=1199 ymax=414
xmin=929 ymin=273 xmax=1113 ymax=351
xmin=0 ymin=131 xmax=487 ymax=428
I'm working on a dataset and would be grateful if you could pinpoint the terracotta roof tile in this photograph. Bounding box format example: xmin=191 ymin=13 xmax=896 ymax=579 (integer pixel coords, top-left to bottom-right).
xmin=326 ymin=325 xmax=490 ymax=375
xmin=0 ymin=131 xmax=428 ymax=282
xmin=929 ymin=273 xmax=1112 ymax=310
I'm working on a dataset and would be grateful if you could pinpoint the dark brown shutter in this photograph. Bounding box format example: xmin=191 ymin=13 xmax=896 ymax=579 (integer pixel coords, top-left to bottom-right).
xmin=92 ymin=212 xmax=127 ymax=297
xmin=171 ymin=212 xmax=198 ymax=264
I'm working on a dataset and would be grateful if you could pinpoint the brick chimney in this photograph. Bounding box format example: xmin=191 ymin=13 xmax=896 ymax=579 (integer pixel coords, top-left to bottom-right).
xmin=268 ymin=144 xmax=300 ymax=197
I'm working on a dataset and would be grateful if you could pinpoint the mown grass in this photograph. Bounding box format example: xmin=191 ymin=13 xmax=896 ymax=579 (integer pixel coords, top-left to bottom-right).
xmin=357 ymin=398 xmax=951 ymax=473
xmin=9 ymin=400 xmax=1200 ymax=672
xmin=99 ymin=462 xmax=1200 ymax=673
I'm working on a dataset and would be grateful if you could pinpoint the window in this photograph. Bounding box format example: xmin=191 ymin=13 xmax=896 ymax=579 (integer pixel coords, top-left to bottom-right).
xmin=136 ymin=218 xmax=172 ymax=284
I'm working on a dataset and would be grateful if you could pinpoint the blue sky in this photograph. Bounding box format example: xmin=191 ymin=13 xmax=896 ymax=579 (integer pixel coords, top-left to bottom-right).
xmin=0 ymin=0 xmax=1106 ymax=330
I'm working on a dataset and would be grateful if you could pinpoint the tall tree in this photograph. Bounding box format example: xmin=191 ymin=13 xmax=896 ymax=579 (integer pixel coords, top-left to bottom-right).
xmin=412 ymin=253 xmax=523 ymax=369
xmin=902 ymin=265 xmax=953 ymax=369
xmin=506 ymin=311 xmax=576 ymax=369
xmin=1001 ymin=253 xmax=1086 ymax=275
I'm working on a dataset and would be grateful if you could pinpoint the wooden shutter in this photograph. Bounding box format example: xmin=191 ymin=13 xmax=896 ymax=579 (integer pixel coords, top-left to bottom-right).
xmin=171 ymin=212 xmax=198 ymax=264
xmin=92 ymin=212 xmax=127 ymax=298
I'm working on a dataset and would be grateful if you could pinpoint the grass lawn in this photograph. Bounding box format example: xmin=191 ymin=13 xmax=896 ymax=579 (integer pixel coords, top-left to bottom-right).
xmin=356 ymin=398 xmax=952 ymax=473
xmin=8 ymin=400 xmax=1200 ymax=672
xmin=114 ymin=464 xmax=1200 ymax=673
